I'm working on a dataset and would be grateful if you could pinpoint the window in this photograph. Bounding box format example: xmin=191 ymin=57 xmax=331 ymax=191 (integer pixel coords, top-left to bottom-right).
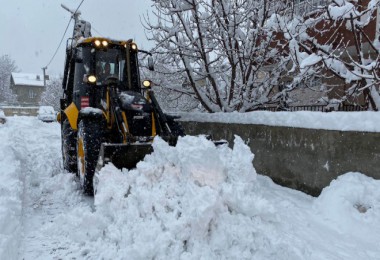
xmin=95 ymin=48 xmax=124 ymax=83
xmin=295 ymin=77 xmax=322 ymax=89
xmin=29 ymin=89 xmax=37 ymax=99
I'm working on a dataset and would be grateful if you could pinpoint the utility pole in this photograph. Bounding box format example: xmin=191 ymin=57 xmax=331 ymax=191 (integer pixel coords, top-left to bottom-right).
xmin=61 ymin=4 xmax=91 ymax=43
xmin=61 ymin=4 xmax=81 ymax=23
xmin=61 ymin=4 xmax=82 ymax=38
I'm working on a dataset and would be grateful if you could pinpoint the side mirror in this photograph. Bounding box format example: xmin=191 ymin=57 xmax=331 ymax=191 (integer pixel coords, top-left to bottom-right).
xmin=148 ymin=56 xmax=154 ymax=71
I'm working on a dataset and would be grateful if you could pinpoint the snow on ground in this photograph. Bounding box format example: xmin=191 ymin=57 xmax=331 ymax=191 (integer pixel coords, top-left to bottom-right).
xmin=0 ymin=114 xmax=379 ymax=259
xmin=0 ymin=117 xmax=90 ymax=259
xmin=177 ymin=111 xmax=380 ymax=132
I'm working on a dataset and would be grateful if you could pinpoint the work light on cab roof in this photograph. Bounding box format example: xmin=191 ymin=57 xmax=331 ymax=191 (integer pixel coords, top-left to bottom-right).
xmin=93 ymin=39 xmax=109 ymax=48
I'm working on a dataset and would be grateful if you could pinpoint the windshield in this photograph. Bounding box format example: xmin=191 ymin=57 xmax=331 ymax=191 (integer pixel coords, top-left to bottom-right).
xmin=94 ymin=47 xmax=125 ymax=84
xmin=79 ymin=44 xmax=139 ymax=90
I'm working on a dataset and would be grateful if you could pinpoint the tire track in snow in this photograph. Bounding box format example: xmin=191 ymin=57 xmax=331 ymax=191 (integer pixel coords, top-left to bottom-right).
xmin=3 ymin=117 xmax=92 ymax=259
xmin=0 ymin=118 xmax=24 ymax=259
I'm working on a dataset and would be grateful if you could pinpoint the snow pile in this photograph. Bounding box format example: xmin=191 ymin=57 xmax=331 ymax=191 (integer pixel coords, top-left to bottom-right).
xmin=0 ymin=122 xmax=23 ymax=259
xmin=50 ymin=136 xmax=302 ymax=259
xmin=92 ymin=136 xmax=272 ymax=259
xmin=314 ymin=172 xmax=380 ymax=237
xmin=59 ymin=135 xmax=378 ymax=259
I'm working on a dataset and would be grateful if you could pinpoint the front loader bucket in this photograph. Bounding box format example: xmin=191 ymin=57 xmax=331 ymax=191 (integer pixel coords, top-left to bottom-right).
xmin=96 ymin=143 xmax=153 ymax=171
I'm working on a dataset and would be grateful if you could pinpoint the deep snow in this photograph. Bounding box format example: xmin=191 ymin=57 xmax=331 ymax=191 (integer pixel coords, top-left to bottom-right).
xmin=0 ymin=114 xmax=379 ymax=259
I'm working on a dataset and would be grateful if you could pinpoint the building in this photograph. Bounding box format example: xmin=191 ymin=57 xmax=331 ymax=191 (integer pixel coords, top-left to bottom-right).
xmin=267 ymin=0 xmax=378 ymax=110
xmin=10 ymin=73 xmax=46 ymax=106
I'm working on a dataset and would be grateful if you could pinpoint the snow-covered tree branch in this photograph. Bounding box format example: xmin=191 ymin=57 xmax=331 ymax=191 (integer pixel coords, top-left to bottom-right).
xmin=40 ymin=76 xmax=62 ymax=110
xmin=272 ymin=0 xmax=380 ymax=110
xmin=144 ymin=0 xmax=292 ymax=112
xmin=0 ymin=54 xmax=18 ymax=104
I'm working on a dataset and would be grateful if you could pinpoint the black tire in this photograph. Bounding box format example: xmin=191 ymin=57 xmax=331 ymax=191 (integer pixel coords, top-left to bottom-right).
xmin=62 ymin=119 xmax=78 ymax=173
xmin=77 ymin=119 xmax=105 ymax=195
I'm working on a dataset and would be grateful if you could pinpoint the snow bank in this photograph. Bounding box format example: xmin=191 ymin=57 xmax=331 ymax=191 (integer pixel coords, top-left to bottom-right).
xmin=69 ymin=135 xmax=379 ymax=259
xmin=314 ymin=172 xmax=380 ymax=237
xmin=52 ymin=136 xmax=300 ymax=259
xmin=0 ymin=121 xmax=24 ymax=259
xmin=177 ymin=111 xmax=380 ymax=132
xmin=92 ymin=135 xmax=267 ymax=259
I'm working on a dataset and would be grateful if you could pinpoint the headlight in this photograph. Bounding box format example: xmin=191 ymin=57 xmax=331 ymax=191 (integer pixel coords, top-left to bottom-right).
xmin=131 ymin=43 xmax=138 ymax=51
xmin=88 ymin=75 xmax=97 ymax=83
xmin=94 ymin=40 xmax=101 ymax=47
xmin=102 ymin=40 xmax=108 ymax=47
xmin=142 ymin=80 xmax=151 ymax=88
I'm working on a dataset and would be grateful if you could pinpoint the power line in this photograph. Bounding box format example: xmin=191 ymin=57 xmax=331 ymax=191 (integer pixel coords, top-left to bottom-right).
xmin=92 ymin=26 xmax=104 ymax=37
xmin=44 ymin=0 xmax=85 ymax=69
xmin=44 ymin=19 xmax=72 ymax=69
xmin=74 ymin=0 xmax=85 ymax=16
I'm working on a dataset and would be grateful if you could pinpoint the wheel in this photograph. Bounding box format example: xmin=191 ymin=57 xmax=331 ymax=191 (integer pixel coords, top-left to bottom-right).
xmin=77 ymin=118 xmax=105 ymax=195
xmin=62 ymin=119 xmax=77 ymax=173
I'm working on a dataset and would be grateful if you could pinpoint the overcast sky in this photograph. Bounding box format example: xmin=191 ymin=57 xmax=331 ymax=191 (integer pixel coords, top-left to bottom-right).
xmin=0 ymin=0 xmax=154 ymax=76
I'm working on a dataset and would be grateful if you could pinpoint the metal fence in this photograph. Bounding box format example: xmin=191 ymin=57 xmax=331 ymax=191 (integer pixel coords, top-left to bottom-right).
xmin=255 ymin=104 xmax=368 ymax=112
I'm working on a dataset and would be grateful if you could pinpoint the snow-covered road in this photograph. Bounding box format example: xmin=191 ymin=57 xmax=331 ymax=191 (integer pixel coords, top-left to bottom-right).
xmin=0 ymin=116 xmax=379 ymax=259
xmin=0 ymin=116 xmax=92 ymax=259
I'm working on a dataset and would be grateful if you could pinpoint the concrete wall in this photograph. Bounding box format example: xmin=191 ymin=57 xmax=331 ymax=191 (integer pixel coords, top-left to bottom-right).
xmin=1 ymin=106 xmax=39 ymax=116
xmin=181 ymin=121 xmax=380 ymax=196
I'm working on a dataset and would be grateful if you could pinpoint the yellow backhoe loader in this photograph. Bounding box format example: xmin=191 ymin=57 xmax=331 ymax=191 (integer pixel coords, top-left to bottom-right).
xmin=58 ymin=6 xmax=184 ymax=194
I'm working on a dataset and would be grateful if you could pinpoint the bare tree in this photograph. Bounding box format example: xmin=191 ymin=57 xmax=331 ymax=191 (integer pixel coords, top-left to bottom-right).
xmin=0 ymin=54 xmax=18 ymax=104
xmin=144 ymin=0 xmax=292 ymax=112
xmin=140 ymin=60 xmax=202 ymax=112
xmin=40 ymin=76 xmax=62 ymax=110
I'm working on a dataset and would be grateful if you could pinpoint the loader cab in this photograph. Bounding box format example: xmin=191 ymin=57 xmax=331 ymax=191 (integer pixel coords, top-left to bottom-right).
xmin=72 ymin=38 xmax=141 ymax=110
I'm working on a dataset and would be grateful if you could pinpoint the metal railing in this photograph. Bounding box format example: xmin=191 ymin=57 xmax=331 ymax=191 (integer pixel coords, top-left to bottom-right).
xmin=255 ymin=104 xmax=368 ymax=112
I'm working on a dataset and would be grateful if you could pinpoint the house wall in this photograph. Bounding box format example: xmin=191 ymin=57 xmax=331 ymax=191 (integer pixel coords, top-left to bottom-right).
xmin=180 ymin=120 xmax=380 ymax=196
xmin=12 ymin=85 xmax=45 ymax=105
xmin=272 ymin=0 xmax=377 ymax=107
xmin=310 ymin=3 xmax=376 ymax=46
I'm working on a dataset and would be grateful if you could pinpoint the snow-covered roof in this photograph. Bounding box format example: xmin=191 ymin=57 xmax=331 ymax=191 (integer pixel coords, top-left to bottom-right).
xmin=11 ymin=73 xmax=45 ymax=87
